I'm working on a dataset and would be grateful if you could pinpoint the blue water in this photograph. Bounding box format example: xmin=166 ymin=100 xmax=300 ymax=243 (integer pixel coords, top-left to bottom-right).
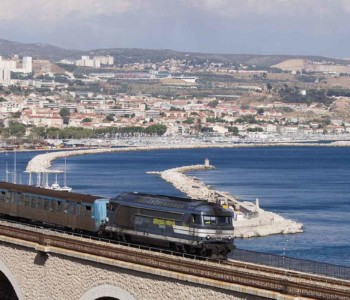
xmin=2 ymin=147 xmax=350 ymax=266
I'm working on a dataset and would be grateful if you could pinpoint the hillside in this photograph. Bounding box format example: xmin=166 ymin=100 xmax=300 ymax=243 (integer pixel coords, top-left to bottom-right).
xmin=0 ymin=38 xmax=349 ymax=67
xmin=0 ymin=39 xmax=82 ymax=60
xmin=89 ymin=48 xmax=349 ymax=67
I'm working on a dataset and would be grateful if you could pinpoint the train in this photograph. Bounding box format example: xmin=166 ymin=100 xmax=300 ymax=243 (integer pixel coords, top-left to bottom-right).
xmin=0 ymin=182 xmax=235 ymax=258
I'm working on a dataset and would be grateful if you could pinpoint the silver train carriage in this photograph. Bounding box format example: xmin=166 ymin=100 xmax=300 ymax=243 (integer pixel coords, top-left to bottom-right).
xmin=105 ymin=192 xmax=235 ymax=258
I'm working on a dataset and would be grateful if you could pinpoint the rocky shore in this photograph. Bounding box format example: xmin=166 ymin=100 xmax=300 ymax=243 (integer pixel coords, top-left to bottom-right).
xmin=148 ymin=163 xmax=303 ymax=239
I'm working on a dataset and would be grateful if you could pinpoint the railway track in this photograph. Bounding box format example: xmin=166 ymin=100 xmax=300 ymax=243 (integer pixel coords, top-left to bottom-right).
xmin=0 ymin=220 xmax=349 ymax=299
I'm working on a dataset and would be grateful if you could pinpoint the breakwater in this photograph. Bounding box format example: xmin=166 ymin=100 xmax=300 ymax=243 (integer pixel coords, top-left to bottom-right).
xmin=148 ymin=163 xmax=303 ymax=239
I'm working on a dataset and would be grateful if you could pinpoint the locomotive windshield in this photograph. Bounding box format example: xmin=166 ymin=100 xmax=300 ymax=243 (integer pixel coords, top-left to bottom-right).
xmin=203 ymin=216 xmax=232 ymax=226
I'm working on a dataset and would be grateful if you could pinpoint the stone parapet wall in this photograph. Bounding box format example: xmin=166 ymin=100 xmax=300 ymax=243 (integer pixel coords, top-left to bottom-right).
xmin=0 ymin=242 xmax=253 ymax=300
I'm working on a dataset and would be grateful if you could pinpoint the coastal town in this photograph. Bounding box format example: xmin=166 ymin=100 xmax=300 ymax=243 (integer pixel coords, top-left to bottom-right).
xmin=0 ymin=45 xmax=346 ymax=238
xmin=1 ymin=46 xmax=350 ymax=150
xmin=0 ymin=45 xmax=349 ymax=240
xmin=1 ymin=3 xmax=350 ymax=299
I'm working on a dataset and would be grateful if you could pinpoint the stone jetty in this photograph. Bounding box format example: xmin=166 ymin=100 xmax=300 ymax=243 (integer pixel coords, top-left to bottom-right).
xmin=148 ymin=163 xmax=303 ymax=238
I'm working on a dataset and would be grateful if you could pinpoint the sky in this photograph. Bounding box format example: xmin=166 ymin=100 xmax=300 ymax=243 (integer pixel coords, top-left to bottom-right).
xmin=0 ymin=0 xmax=349 ymax=58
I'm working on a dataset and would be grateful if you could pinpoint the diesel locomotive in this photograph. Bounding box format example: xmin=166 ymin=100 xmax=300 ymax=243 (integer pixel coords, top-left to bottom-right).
xmin=0 ymin=182 xmax=234 ymax=258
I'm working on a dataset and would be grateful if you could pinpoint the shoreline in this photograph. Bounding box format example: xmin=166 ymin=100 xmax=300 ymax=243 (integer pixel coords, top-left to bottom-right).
xmin=0 ymin=138 xmax=349 ymax=155
xmin=24 ymin=140 xmax=350 ymax=173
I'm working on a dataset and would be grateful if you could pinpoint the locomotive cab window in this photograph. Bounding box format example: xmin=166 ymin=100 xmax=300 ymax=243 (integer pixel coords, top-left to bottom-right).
xmin=203 ymin=216 xmax=232 ymax=225
xmin=203 ymin=216 xmax=216 ymax=225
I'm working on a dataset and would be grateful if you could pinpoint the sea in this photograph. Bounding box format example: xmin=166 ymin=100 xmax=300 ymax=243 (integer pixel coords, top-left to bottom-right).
xmin=2 ymin=146 xmax=350 ymax=267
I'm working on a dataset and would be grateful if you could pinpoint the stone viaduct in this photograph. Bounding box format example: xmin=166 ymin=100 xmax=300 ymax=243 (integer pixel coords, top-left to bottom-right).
xmin=0 ymin=234 xmax=289 ymax=300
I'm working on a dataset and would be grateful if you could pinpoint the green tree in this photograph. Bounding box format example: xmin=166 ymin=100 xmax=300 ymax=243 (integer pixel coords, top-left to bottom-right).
xmin=247 ymin=127 xmax=263 ymax=132
xmin=82 ymin=117 xmax=92 ymax=123
xmin=31 ymin=126 xmax=46 ymax=138
xmin=257 ymin=108 xmax=264 ymax=115
xmin=228 ymin=126 xmax=239 ymax=135
xmin=104 ymin=114 xmax=115 ymax=122
xmin=144 ymin=124 xmax=167 ymax=135
xmin=207 ymin=100 xmax=219 ymax=108
xmin=46 ymin=127 xmax=61 ymax=139
xmin=59 ymin=107 xmax=70 ymax=118
xmin=60 ymin=107 xmax=70 ymax=125
xmin=183 ymin=117 xmax=194 ymax=124
xmin=4 ymin=121 xmax=26 ymax=138
xmin=11 ymin=111 xmax=21 ymax=118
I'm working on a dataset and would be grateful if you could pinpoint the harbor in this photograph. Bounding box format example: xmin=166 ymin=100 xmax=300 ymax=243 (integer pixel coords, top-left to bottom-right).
xmin=24 ymin=147 xmax=303 ymax=239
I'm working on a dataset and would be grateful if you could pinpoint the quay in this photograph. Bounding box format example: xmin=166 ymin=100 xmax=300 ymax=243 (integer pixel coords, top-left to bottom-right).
xmin=148 ymin=161 xmax=303 ymax=238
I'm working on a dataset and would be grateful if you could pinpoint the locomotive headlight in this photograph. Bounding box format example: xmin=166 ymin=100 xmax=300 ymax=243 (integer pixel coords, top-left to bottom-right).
xmin=206 ymin=235 xmax=211 ymax=240
xmin=106 ymin=217 xmax=109 ymax=222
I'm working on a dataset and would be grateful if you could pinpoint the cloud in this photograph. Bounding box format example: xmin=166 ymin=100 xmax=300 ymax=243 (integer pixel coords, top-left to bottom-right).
xmin=0 ymin=0 xmax=349 ymax=57
xmin=185 ymin=0 xmax=349 ymax=19
xmin=0 ymin=0 xmax=141 ymax=22
xmin=0 ymin=0 xmax=348 ymax=27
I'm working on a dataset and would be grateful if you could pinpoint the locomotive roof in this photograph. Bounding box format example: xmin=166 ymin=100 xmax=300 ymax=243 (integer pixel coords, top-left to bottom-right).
xmin=113 ymin=192 xmax=231 ymax=215
xmin=0 ymin=182 xmax=102 ymax=203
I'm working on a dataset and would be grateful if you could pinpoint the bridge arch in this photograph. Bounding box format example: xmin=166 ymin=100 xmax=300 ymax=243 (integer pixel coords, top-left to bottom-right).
xmin=80 ymin=284 xmax=136 ymax=300
xmin=0 ymin=258 xmax=24 ymax=300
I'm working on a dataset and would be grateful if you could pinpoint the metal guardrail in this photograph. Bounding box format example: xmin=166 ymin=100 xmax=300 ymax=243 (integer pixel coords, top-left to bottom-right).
xmin=230 ymin=248 xmax=350 ymax=280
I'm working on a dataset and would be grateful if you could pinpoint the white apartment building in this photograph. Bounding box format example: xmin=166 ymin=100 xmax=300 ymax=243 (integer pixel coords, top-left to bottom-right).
xmin=22 ymin=57 xmax=33 ymax=73
xmin=93 ymin=55 xmax=114 ymax=65
xmin=0 ymin=57 xmax=17 ymax=71
xmin=75 ymin=55 xmax=113 ymax=68
xmin=0 ymin=68 xmax=11 ymax=86
xmin=0 ymin=99 xmax=21 ymax=113
xmin=0 ymin=56 xmax=32 ymax=73
xmin=75 ymin=56 xmax=99 ymax=68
